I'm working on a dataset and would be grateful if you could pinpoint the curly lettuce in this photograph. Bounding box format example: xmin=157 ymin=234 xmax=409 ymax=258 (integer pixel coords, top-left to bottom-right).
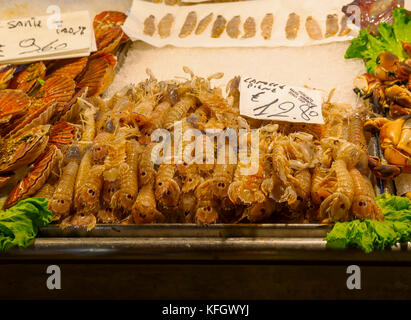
xmin=345 ymin=8 xmax=411 ymax=74
xmin=0 ymin=198 xmax=52 ymax=251
xmin=325 ymin=194 xmax=411 ymax=253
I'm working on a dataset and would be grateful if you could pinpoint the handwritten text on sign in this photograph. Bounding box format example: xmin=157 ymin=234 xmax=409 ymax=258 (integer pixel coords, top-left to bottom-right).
xmin=239 ymin=77 xmax=324 ymax=124
xmin=0 ymin=11 xmax=95 ymax=64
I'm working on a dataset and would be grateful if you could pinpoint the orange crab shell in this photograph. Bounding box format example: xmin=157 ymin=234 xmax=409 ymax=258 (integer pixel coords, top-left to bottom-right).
xmin=385 ymin=85 xmax=411 ymax=109
xmin=76 ymin=55 xmax=116 ymax=97
xmin=389 ymin=103 xmax=411 ymax=119
xmin=4 ymin=144 xmax=63 ymax=209
xmin=0 ymin=64 xmax=16 ymax=89
xmin=384 ymin=147 xmax=411 ymax=173
xmin=9 ymin=62 xmax=46 ymax=94
xmin=93 ymin=11 xmax=129 ymax=43
xmin=46 ymin=57 xmax=88 ymax=80
xmin=0 ymin=89 xmax=32 ymax=126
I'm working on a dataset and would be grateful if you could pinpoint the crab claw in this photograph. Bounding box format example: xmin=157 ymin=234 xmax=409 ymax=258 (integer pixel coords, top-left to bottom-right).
xmin=389 ymin=103 xmax=411 ymax=119
xmin=368 ymin=156 xmax=402 ymax=179
xmin=385 ymin=85 xmax=411 ymax=109
xmin=364 ymin=117 xmax=390 ymax=131
xmin=384 ymin=147 xmax=411 ymax=173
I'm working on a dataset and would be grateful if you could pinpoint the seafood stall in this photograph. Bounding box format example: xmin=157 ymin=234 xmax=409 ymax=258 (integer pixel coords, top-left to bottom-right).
xmin=1 ymin=0 xmax=411 ymax=300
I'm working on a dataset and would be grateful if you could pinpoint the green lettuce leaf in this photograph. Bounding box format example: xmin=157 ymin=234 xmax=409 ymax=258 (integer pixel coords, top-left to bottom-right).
xmin=325 ymin=194 xmax=411 ymax=253
xmin=0 ymin=198 xmax=52 ymax=251
xmin=345 ymin=8 xmax=411 ymax=74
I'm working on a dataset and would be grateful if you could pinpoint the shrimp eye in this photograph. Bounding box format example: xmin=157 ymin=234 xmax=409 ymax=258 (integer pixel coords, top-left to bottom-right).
xmin=127 ymin=194 xmax=133 ymax=199
xmin=297 ymin=196 xmax=302 ymax=201
xmin=158 ymin=182 xmax=163 ymax=186
xmin=320 ymin=196 xmax=325 ymax=201
xmin=188 ymin=178 xmax=193 ymax=182
xmin=260 ymin=209 xmax=266 ymax=214
xmin=141 ymin=172 xmax=146 ymax=176
xmin=340 ymin=204 xmax=345 ymax=209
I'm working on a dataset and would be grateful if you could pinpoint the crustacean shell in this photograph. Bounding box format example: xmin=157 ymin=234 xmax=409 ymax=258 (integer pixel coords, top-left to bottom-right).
xmin=0 ymin=89 xmax=32 ymax=127
xmin=0 ymin=124 xmax=50 ymax=174
xmin=93 ymin=11 xmax=129 ymax=44
xmin=92 ymin=25 xmax=124 ymax=58
xmin=7 ymin=75 xmax=75 ymax=137
xmin=9 ymin=62 xmax=46 ymax=94
xmin=0 ymin=64 xmax=16 ymax=89
xmin=48 ymin=121 xmax=80 ymax=150
xmin=76 ymin=54 xmax=116 ymax=97
xmin=46 ymin=57 xmax=88 ymax=80
xmin=35 ymin=75 xmax=76 ymax=110
xmin=4 ymin=144 xmax=63 ymax=209
xmin=53 ymin=86 xmax=88 ymax=123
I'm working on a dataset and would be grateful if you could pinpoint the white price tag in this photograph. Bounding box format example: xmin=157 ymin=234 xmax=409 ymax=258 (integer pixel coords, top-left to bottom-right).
xmin=239 ymin=76 xmax=325 ymax=124
xmin=0 ymin=11 xmax=96 ymax=64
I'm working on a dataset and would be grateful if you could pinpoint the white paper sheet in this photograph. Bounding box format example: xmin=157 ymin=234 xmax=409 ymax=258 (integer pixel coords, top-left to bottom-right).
xmin=0 ymin=10 xmax=96 ymax=64
xmin=122 ymin=0 xmax=358 ymax=48
xmin=239 ymin=76 xmax=325 ymax=124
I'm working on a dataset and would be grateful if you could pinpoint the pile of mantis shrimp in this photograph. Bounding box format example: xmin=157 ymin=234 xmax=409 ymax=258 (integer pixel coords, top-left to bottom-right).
xmin=2 ymin=66 xmax=379 ymax=230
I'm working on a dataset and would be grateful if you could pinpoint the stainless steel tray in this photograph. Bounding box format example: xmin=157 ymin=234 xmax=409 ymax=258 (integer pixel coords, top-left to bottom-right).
xmin=38 ymin=223 xmax=331 ymax=238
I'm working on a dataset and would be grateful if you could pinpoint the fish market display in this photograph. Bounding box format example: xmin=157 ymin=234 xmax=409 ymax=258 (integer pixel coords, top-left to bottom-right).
xmin=0 ymin=61 xmax=386 ymax=230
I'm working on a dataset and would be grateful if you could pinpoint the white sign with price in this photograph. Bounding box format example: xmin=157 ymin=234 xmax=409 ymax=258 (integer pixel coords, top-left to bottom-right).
xmin=239 ymin=77 xmax=325 ymax=124
xmin=0 ymin=11 xmax=96 ymax=64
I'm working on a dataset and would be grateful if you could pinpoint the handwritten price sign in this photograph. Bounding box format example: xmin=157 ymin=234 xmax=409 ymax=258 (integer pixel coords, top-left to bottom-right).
xmin=0 ymin=11 xmax=95 ymax=64
xmin=239 ymin=77 xmax=325 ymax=124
